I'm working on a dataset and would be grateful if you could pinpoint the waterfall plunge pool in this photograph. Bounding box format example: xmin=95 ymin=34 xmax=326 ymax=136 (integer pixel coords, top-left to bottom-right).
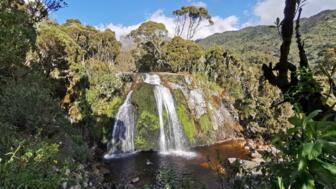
xmin=102 ymin=139 xmax=250 ymax=189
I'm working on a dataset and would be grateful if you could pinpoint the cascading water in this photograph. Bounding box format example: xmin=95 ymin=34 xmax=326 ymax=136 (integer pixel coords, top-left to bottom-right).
xmin=144 ymin=74 xmax=187 ymax=154
xmin=105 ymin=73 xmax=195 ymax=159
xmin=104 ymin=91 xmax=136 ymax=159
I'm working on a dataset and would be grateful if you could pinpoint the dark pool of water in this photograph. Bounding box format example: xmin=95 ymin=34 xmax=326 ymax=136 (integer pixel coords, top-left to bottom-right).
xmin=103 ymin=140 xmax=250 ymax=189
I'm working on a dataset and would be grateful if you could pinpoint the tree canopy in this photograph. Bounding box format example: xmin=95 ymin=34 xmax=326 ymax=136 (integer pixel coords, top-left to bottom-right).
xmin=129 ymin=21 xmax=169 ymax=72
xmin=165 ymin=36 xmax=204 ymax=72
xmin=173 ymin=6 xmax=213 ymax=39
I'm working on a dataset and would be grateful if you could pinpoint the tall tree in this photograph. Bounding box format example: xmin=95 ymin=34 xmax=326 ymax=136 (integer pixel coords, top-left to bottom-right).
xmin=262 ymin=0 xmax=334 ymax=116
xmin=129 ymin=21 xmax=169 ymax=71
xmin=173 ymin=6 xmax=213 ymax=39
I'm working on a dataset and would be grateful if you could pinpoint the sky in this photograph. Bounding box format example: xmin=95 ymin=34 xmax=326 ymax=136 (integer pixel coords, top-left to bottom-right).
xmin=51 ymin=0 xmax=336 ymax=40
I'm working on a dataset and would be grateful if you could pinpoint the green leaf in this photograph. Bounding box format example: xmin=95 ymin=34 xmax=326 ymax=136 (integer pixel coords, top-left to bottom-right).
xmin=301 ymin=178 xmax=315 ymax=189
xmin=301 ymin=143 xmax=322 ymax=160
xmin=317 ymin=140 xmax=336 ymax=154
xmin=311 ymin=161 xmax=336 ymax=187
xmin=316 ymin=121 xmax=336 ymax=132
xmin=298 ymin=158 xmax=307 ymax=171
xmin=289 ymin=116 xmax=302 ymax=127
xmin=307 ymin=110 xmax=322 ymax=120
xmin=321 ymin=131 xmax=336 ymax=141
xmin=277 ymin=177 xmax=286 ymax=189
xmin=287 ymin=127 xmax=300 ymax=135
xmin=318 ymin=159 xmax=336 ymax=175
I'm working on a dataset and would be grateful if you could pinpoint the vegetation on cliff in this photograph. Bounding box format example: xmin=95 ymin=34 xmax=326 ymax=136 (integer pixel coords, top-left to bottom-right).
xmin=0 ymin=0 xmax=335 ymax=188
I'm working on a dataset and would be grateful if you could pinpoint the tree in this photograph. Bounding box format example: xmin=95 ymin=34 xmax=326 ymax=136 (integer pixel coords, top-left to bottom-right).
xmin=89 ymin=29 xmax=121 ymax=64
xmin=130 ymin=21 xmax=168 ymax=43
xmin=62 ymin=19 xmax=120 ymax=64
xmin=129 ymin=21 xmax=169 ymax=72
xmin=173 ymin=6 xmax=213 ymax=39
xmin=259 ymin=1 xmax=336 ymax=187
xmin=0 ymin=0 xmax=36 ymax=75
xmin=164 ymin=36 xmax=204 ymax=72
xmin=262 ymin=0 xmax=334 ymax=116
xmin=205 ymin=46 xmax=240 ymax=83
xmin=25 ymin=0 xmax=67 ymax=22
xmin=0 ymin=0 xmax=66 ymax=77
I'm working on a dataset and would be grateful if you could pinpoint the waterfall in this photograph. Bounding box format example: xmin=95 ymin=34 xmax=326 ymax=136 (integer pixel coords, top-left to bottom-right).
xmin=105 ymin=73 xmax=196 ymax=159
xmin=144 ymin=74 xmax=187 ymax=153
xmin=104 ymin=91 xmax=136 ymax=159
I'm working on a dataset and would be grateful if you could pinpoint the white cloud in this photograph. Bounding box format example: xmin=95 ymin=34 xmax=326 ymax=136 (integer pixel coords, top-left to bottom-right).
xmin=100 ymin=9 xmax=238 ymax=40
xmin=97 ymin=23 xmax=140 ymax=40
xmin=194 ymin=16 xmax=239 ymax=39
xmin=253 ymin=0 xmax=336 ymax=25
xmin=148 ymin=9 xmax=176 ymax=38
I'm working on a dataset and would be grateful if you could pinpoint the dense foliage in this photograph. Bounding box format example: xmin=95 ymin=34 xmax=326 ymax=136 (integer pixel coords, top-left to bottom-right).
xmin=272 ymin=109 xmax=336 ymax=188
xmin=0 ymin=0 xmax=335 ymax=188
xmin=0 ymin=1 xmax=91 ymax=188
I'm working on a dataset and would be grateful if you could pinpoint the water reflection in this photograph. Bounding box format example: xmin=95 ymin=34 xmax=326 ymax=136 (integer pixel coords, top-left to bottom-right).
xmin=105 ymin=140 xmax=250 ymax=188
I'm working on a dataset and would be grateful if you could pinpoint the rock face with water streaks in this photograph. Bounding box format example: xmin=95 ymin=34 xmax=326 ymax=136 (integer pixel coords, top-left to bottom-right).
xmin=162 ymin=74 xmax=243 ymax=146
xmin=108 ymin=72 xmax=243 ymax=152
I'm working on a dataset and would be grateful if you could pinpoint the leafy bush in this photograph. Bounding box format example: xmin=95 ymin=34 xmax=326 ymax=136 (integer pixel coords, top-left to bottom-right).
xmin=0 ymin=0 xmax=36 ymax=73
xmin=267 ymin=108 xmax=336 ymax=188
xmin=0 ymin=72 xmax=67 ymax=147
xmin=165 ymin=36 xmax=204 ymax=72
xmin=0 ymin=141 xmax=81 ymax=189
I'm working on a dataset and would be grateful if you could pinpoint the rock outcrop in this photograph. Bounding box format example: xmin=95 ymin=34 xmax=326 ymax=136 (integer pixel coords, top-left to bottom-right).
xmin=114 ymin=72 xmax=243 ymax=150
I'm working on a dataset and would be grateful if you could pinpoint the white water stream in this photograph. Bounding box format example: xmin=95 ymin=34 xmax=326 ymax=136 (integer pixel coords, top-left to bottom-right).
xmin=105 ymin=91 xmax=136 ymax=158
xmin=105 ymin=73 xmax=196 ymax=159
xmin=144 ymin=74 xmax=188 ymax=154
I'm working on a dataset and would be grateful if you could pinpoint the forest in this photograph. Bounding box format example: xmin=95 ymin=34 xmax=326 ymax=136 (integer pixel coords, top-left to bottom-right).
xmin=0 ymin=0 xmax=335 ymax=188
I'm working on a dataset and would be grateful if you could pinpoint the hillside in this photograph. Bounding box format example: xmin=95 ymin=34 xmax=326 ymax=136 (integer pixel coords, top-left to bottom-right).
xmin=198 ymin=9 xmax=336 ymax=66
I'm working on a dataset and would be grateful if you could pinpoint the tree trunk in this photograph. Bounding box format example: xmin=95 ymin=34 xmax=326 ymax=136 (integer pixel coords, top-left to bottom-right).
xmin=262 ymin=0 xmax=335 ymax=117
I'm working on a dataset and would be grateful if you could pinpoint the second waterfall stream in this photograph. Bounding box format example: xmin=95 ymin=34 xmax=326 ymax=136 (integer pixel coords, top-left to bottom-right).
xmin=105 ymin=73 xmax=195 ymax=158
xmin=144 ymin=74 xmax=187 ymax=153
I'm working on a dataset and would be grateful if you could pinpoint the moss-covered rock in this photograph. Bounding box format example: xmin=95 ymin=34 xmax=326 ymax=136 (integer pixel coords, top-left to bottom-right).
xmin=131 ymin=83 xmax=157 ymax=115
xmin=110 ymin=73 xmax=242 ymax=150
xmin=134 ymin=111 xmax=160 ymax=151
xmin=132 ymin=83 xmax=160 ymax=150
xmin=198 ymin=114 xmax=212 ymax=135
xmin=173 ymin=89 xmax=197 ymax=145
xmin=161 ymin=74 xmax=186 ymax=86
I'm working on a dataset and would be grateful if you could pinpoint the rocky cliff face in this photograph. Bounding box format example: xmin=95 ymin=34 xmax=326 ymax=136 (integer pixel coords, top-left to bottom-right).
xmin=115 ymin=72 xmax=243 ymax=151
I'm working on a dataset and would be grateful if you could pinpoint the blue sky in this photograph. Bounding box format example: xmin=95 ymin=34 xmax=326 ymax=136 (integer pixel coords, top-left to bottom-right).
xmin=52 ymin=0 xmax=256 ymax=26
xmin=51 ymin=0 xmax=336 ymax=39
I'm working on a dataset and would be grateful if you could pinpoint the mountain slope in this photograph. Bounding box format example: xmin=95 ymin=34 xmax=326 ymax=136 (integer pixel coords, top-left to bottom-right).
xmin=198 ymin=9 xmax=336 ymax=66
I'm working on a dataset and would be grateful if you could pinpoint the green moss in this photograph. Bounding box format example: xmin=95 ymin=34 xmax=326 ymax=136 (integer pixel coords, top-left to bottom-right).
xmin=132 ymin=83 xmax=161 ymax=150
xmin=161 ymin=74 xmax=186 ymax=86
xmin=173 ymin=89 xmax=197 ymax=144
xmin=135 ymin=111 xmax=160 ymax=151
xmin=135 ymin=136 xmax=146 ymax=147
xmin=131 ymin=83 xmax=157 ymax=115
xmin=199 ymin=114 xmax=212 ymax=134
xmin=177 ymin=104 xmax=196 ymax=143
xmin=191 ymin=72 xmax=222 ymax=92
